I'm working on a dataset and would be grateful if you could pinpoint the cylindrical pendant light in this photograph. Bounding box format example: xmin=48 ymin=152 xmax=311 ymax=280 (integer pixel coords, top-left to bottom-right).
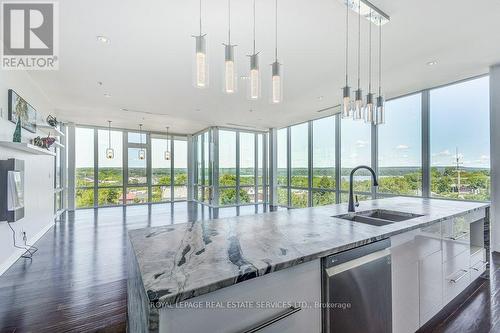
xmin=138 ymin=124 xmax=146 ymax=160
xmin=248 ymin=0 xmax=260 ymax=100
xmin=164 ymin=126 xmax=171 ymax=161
xmin=223 ymin=0 xmax=237 ymax=93
xmin=353 ymin=0 xmax=364 ymax=120
xmin=271 ymin=0 xmax=282 ymax=104
xmin=341 ymin=0 xmax=351 ymax=118
xmin=364 ymin=10 xmax=374 ymax=124
xmin=193 ymin=0 xmax=208 ymax=88
xmin=375 ymin=17 xmax=385 ymax=125
xmin=106 ymin=120 xmax=114 ymax=159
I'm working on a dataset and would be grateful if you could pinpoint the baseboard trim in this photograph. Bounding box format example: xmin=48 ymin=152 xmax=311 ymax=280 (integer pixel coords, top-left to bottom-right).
xmin=0 ymin=221 xmax=54 ymax=276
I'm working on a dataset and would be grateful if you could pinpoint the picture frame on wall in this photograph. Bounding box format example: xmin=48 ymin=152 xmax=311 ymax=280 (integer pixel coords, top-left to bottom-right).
xmin=8 ymin=89 xmax=37 ymax=133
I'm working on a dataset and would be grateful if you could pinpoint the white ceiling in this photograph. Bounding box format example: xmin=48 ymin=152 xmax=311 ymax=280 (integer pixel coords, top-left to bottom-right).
xmin=28 ymin=0 xmax=500 ymax=134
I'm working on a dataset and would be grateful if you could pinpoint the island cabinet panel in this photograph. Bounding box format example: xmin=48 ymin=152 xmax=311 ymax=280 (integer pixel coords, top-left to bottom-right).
xmin=158 ymin=259 xmax=321 ymax=333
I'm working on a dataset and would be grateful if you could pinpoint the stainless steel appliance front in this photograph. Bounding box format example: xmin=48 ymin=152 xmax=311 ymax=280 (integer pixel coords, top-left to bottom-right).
xmin=322 ymin=239 xmax=392 ymax=333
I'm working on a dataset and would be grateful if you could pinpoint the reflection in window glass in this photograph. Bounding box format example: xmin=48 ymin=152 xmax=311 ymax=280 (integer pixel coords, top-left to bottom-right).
xmin=152 ymin=138 xmax=170 ymax=185
xmin=128 ymin=148 xmax=147 ymax=184
xmin=378 ymin=94 xmax=422 ymax=195
xmin=341 ymin=118 xmax=371 ymax=192
xmin=240 ymin=132 xmax=255 ymax=186
xmin=290 ymin=123 xmax=309 ymax=188
xmin=313 ymin=116 xmax=335 ymax=190
xmin=277 ymin=128 xmax=288 ymax=186
xmin=430 ymin=76 xmax=490 ymax=200
xmin=98 ymin=129 xmax=123 ymax=187
xmin=219 ymin=130 xmax=236 ymax=186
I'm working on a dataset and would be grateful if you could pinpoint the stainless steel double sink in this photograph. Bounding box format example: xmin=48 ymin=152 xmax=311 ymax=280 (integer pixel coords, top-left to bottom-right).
xmin=333 ymin=209 xmax=424 ymax=226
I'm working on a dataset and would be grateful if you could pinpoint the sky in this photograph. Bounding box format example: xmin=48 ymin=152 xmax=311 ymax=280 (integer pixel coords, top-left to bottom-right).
xmin=76 ymin=76 xmax=490 ymax=170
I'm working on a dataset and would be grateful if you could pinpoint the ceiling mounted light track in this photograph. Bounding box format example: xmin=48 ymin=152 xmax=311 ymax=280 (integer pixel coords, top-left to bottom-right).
xmin=193 ymin=0 xmax=208 ymax=88
xmin=339 ymin=0 xmax=390 ymax=26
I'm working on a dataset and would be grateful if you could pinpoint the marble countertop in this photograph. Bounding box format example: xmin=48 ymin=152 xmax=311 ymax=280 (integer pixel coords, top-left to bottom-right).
xmin=128 ymin=197 xmax=488 ymax=307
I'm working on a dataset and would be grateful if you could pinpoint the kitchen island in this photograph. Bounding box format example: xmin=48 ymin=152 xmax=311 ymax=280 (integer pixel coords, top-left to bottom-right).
xmin=127 ymin=197 xmax=489 ymax=333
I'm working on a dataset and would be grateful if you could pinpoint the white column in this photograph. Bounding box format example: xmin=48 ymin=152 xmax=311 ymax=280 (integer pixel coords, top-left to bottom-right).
xmin=187 ymin=135 xmax=194 ymax=201
xmin=490 ymin=65 xmax=500 ymax=253
xmin=67 ymin=124 xmax=76 ymax=211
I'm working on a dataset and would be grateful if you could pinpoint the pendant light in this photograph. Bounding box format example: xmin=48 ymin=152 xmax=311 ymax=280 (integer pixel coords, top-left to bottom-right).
xmin=193 ymin=0 xmax=208 ymax=88
xmin=375 ymin=17 xmax=385 ymax=125
xmin=341 ymin=0 xmax=351 ymax=118
xmin=353 ymin=0 xmax=364 ymax=120
xmin=364 ymin=10 xmax=374 ymax=124
xmin=164 ymin=126 xmax=171 ymax=161
xmin=138 ymin=124 xmax=146 ymax=160
xmin=247 ymin=0 xmax=260 ymax=100
xmin=106 ymin=120 xmax=114 ymax=159
xmin=223 ymin=0 xmax=237 ymax=93
xmin=271 ymin=0 xmax=282 ymax=104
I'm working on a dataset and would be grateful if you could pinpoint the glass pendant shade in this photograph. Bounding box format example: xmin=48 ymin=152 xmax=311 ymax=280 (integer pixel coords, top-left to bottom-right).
xmin=106 ymin=148 xmax=114 ymax=159
xmin=376 ymin=95 xmax=385 ymax=125
xmin=164 ymin=150 xmax=171 ymax=161
xmin=193 ymin=35 xmax=208 ymax=88
xmin=271 ymin=61 xmax=282 ymax=104
xmin=223 ymin=44 xmax=237 ymax=93
xmin=364 ymin=92 xmax=374 ymax=123
xmin=341 ymin=86 xmax=351 ymax=118
xmin=248 ymin=54 xmax=260 ymax=99
xmin=138 ymin=149 xmax=146 ymax=160
xmin=353 ymin=88 xmax=364 ymax=120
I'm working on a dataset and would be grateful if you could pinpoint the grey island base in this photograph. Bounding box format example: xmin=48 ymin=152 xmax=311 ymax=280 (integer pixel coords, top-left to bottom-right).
xmin=127 ymin=197 xmax=489 ymax=333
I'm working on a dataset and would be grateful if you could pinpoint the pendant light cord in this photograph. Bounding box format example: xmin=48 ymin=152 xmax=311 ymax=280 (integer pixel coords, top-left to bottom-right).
xmin=228 ymin=0 xmax=231 ymax=44
xmin=368 ymin=10 xmax=372 ymax=93
xmin=345 ymin=0 xmax=349 ymax=86
xmin=166 ymin=127 xmax=170 ymax=153
xmin=378 ymin=17 xmax=382 ymax=96
xmin=253 ymin=0 xmax=256 ymax=54
xmin=357 ymin=0 xmax=361 ymax=90
xmin=199 ymin=0 xmax=202 ymax=35
xmin=275 ymin=0 xmax=278 ymax=61
xmin=108 ymin=121 xmax=111 ymax=148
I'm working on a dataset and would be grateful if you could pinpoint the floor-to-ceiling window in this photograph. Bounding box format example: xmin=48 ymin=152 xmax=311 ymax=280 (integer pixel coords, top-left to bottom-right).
xmin=430 ymin=76 xmax=490 ymax=201
xmin=74 ymin=126 xmax=188 ymax=208
xmin=378 ymin=93 xmax=422 ymax=196
xmin=312 ymin=116 xmax=336 ymax=206
xmin=340 ymin=117 xmax=372 ymax=202
xmin=277 ymin=128 xmax=288 ymax=206
xmin=75 ymin=127 xmax=95 ymax=208
xmin=97 ymin=129 xmax=123 ymax=205
xmin=290 ymin=123 xmax=309 ymax=208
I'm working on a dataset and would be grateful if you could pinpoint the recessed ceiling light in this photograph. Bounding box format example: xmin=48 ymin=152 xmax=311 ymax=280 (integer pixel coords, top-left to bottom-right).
xmin=97 ymin=36 xmax=110 ymax=44
xmin=249 ymin=109 xmax=254 ymax=113
xmin=104 ymin=93 xmax=111 ymax=98
xmin=427 ymin=60 xmax=438 ymax=66
xmin=317 ymin=96 xmax=324 ymax=101
xmin=120 ymin=108 xmax=128 ymax=111
xmin=97 ymin=81 xmax=103 ymax=86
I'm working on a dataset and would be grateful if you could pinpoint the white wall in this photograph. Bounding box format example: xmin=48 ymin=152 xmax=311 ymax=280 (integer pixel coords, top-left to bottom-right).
xmin=0 ymin=70 xmax=56 ymax=275
xmin=490 ymin=65 xmax=500 ymax=253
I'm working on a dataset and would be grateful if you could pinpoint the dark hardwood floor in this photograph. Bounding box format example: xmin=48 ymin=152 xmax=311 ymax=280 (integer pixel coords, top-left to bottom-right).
xmin=0 ymin=202 xmax=498 ymax=333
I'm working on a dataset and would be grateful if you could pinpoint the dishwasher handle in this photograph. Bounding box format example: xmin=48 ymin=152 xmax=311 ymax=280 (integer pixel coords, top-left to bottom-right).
xmin=239 ymin=306 xmax=302 ymax=333
xmin=325 ymin=248 xmax=391 ymax=277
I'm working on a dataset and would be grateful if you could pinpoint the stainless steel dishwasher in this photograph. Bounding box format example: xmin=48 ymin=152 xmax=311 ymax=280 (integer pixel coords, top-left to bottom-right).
xmin=322 ymin=239 xmax=392 ymax=333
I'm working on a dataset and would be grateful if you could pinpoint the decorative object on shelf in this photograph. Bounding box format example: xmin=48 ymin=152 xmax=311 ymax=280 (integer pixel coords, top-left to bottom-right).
xmin=106 ymin=120 xmax=114 ymax=159
xmin=193 ymin=0 xmax=208 ymax=88
xmin=353 ymin=0 xmax=364 ymax=120
xmin=271 ymin=0 xmax=282 ymax=104
xmin=13 ymin=119 xmax=21 ymax=143
xmin=247 ymin=0 xmax=260 ymax=100
xmin=33 ymin=135 xmax=56 ymax=149
xmin=8 ymin=89 xmax=37 ymax=133
xmin=341 ymin=1 xmax=352 ymax=118
xmin=223 ymin=0 xmax=237 ymax=94
xmin=164 ymin=126 xmax=171 ymax=161
xmin=46 ymin=115 xmax=59 ymax=127
xmin=138 ymin=124 xmax=146 ymax=160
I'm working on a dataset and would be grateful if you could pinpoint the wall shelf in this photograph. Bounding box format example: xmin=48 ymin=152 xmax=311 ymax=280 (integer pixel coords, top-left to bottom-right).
xmin=53 ymin=141 xmax=65 ymax=149
xmin=0 ymin=141 xmax=56 ymax=156
xmin=37 ymin=124 xmax=65 ymax=137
